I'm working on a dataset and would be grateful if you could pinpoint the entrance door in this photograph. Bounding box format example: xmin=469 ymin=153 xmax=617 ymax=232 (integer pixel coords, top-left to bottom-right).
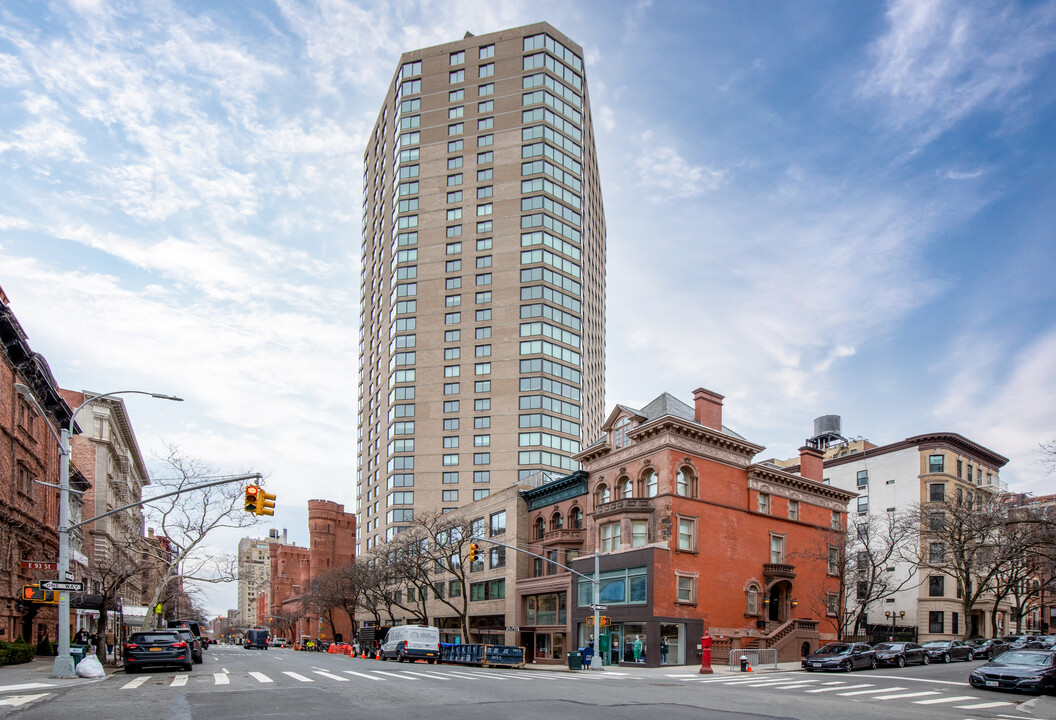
xmin=608 ymin=626 xmax=622 ymax=666
xmin=522 ymin=632 xmax=535 ymax=661
xmin=769 ymin=586 xmax=781 ymax=622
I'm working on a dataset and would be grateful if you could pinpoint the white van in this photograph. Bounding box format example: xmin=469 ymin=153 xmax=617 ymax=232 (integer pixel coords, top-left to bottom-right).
xmin=380 ymin=624 xmax=440 ymax=663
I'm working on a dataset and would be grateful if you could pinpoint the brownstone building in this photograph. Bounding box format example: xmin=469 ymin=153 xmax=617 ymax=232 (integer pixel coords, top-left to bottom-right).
xmin=565 ymin=387 xmax=856 ymax=666
xmin=0 ymin=285 xmax=81 ymax=643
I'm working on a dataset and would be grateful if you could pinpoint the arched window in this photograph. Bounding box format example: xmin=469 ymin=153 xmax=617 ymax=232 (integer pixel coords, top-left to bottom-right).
xmin=746 ymin=584 xmax=761 ymax=616
xmin=596 ymin=484 xmax=610 ymax=504
xmin=535 ymin=516 xmax=546 ymax=539
xmin=619 ymin=477 xmax=633 ymax=499
xmin=612 ymin=417 xmax=630 ymax=449
xmin=569 ymin=507 xmax=583 ymax=529
xmin=644 ymin=470 xmax=658 ymax=498
xmin=551 ymin=512 xmax=563 ymax=530
xmin=676 ymin=467 xmax=696 ymax=498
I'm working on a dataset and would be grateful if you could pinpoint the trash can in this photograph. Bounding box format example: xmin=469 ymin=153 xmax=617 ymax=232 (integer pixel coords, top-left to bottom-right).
xmin=740 ymin=655 xmax=749 ymax=672
xmin=70 ymin=644 xmax=90 ymax=665
xmin=567 ymin=651 xmax=582 ymax=670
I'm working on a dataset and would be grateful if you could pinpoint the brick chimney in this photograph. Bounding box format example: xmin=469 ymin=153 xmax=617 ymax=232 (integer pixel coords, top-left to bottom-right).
xmin=693 ymin=388 xmax=724 ymax=431
xmin=799 ymin=445 xmax=824 ymax=482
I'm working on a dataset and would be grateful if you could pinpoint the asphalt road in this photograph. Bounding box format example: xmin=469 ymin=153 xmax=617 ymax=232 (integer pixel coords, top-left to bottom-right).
xmin=1 ymin=645 xmax=1051 ymax=720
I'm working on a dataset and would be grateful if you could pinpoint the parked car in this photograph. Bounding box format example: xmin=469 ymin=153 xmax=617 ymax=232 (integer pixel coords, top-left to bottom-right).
xmin=1002 ymin=635 xmax=1044 ymax=649
xmin=269 ymin=637 xmax=288 ymax=648
xmin=167 ymin=620 xmax=206 ymax=651
xmin=173 ymin=627 xmax=204 ymax=664
xmin=802 ymin=642 xmax=877 ymax=672
xmin=921 ymin=640 xmax=974 ymax=662
xmin=969 ymin=649 xmax=1056 ymax=694
xmin=969 ymin=638 xmax=1011 ymax=661
xmin=872 ymin=642 xmax=929 ymax=668
xmin=123 ymin=630 xmax=193 ymax=673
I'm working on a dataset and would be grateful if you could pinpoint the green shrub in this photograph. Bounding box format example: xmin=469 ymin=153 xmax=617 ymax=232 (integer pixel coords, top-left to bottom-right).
xmin=0 ymin=640 xmax=35 ymax=665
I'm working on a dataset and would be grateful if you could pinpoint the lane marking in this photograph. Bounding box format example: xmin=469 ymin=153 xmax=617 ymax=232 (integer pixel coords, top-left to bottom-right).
xmin=249 ymin=672 xmax=273 ymax=683
xmin=870 ymin=690 xmax=939 ymax=700
xmin=312 ymin=670 xmax=349 ymax=681
xmin=122 ymin=676 xmax=152 ymax=689
xmin=170 ymin=675 xmax=188 ymax=687
xmin=912 ymin=696 xmax=980 ymax=705
xmin=342 ymin=670 xmax=384 ymax=681
xmin=213 ymin=673 xmax=229 ymax=685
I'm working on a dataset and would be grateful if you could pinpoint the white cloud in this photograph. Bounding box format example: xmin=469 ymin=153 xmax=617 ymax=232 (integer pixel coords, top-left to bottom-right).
xmin=634 ymin=132 xmax=727 ymax=200
xmin=860 ymin=0 xmax=1056 ymax=145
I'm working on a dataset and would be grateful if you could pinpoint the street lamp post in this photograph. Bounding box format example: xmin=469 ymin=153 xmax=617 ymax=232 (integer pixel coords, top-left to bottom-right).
xmin=14 ymin=385 xmax=182 ymax=678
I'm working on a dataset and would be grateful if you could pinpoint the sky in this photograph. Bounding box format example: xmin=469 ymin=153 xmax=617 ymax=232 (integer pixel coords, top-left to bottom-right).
xmin=1 ymin=0 xmax=1054 ymax=617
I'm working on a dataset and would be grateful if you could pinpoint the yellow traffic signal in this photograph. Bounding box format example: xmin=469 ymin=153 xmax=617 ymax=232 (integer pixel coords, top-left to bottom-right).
xmin=245 ymin=484 xmax=260 ymax=513
xmin=257 ymin=490 xmax=276 ymax=516
xmin=468 ymin=543 xmax=478 ymax=562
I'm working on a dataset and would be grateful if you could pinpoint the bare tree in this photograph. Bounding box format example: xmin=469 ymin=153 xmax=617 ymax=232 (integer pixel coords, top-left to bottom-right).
xmin=137 ymin=445 xmax=261 ymax=629
xmin=793 ymin=510 xmax=917 ymax=640
xmin=84 ymin=550 xmax=150 ymax=663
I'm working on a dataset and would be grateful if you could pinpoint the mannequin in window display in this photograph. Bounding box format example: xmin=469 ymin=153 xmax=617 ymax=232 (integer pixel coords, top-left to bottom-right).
xmin=633 ymin=635 xmax=643 ymax=663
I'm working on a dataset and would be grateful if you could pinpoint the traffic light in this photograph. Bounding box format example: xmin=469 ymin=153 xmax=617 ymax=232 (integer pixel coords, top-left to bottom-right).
xmin=468 ymin=543 xmax=478 ymax=562
xmin=257 ymin=490 xmax=276 ymax=516
xmin=244 ymin=484 xmax=260 ymax=513
xmin=21 ymin=585 xmax=57 ymax=604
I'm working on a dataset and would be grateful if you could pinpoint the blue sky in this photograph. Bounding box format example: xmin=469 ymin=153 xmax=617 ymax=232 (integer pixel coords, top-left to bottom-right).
xmin=1 ymin=0 xmax=1054 ymax=616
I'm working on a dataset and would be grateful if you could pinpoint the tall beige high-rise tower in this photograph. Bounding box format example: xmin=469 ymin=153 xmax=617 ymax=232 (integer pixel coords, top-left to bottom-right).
xmin=357 ymin=23 xmax=605 ymax=554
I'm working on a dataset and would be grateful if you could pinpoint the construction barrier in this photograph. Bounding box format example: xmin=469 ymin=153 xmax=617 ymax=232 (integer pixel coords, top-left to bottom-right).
xmin=728 ymin=648 xmax=777 ymax=671
xmin=438 ymin=644 xmax=525 ymax=668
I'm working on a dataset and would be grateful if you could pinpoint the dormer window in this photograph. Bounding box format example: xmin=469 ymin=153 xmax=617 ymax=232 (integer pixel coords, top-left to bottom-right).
xmin=613 ymin=417 xmax=630 ymax=448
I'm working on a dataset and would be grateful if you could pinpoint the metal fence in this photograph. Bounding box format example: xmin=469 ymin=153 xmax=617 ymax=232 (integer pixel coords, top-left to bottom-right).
xmin=728 ymin=648 xmax=778 ymax=671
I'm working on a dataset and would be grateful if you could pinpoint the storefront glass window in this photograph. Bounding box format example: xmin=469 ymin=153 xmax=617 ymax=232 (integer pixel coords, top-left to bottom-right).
xmin=660 ymin=623 xmax=684 ymax=665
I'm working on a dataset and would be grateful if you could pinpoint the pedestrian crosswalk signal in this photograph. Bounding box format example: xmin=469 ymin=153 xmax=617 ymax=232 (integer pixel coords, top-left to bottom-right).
xmin=257 ymin=490 xmax=276 ymax=516
xmin=468 ymin=543 xmax=479 ymax=562
xmin=244 ymin=485 xmax=261 ymax=513
xmin=21 ymin=585 xmax=58 ymax=604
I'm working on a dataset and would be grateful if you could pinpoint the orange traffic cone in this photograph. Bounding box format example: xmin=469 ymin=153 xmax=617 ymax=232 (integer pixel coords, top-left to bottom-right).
xmin=746 ymin=661 xmax=753 ymax=672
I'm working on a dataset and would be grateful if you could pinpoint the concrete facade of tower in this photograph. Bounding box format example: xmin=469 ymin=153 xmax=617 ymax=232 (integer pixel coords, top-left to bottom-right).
xmin=356 ymin=23 xmax=606 ymax=555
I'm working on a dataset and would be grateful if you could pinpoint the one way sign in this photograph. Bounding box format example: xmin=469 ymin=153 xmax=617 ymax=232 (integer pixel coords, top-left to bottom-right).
xmin=38 ymin=580 xmax=84 ymax=592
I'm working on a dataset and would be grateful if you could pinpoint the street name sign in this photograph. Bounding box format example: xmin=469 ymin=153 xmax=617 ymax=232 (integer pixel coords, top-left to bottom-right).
xmin=20 ymin=561 xmax=57 ymax=571
xmin=39 ymin=580 xmax=84 ymax=592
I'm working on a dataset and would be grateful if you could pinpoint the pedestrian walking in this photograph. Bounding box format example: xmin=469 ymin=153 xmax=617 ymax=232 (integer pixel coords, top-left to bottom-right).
xmin=105 ymin=630 xmax=115 ymax=659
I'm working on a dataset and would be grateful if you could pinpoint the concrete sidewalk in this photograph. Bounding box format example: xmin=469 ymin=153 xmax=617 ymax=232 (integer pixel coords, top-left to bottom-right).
xmin=524 ymin=660 xmax=803 ymax=675
xmin=0 ymin=656 xmax=116 ymax=694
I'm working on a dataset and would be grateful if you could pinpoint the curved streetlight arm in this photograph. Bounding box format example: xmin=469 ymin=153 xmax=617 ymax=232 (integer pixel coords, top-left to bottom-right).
xmin=11 ymin=383 xmax=183 ymax=679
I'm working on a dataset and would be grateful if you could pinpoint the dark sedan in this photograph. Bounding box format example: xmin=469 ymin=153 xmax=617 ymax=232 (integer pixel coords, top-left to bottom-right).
xmin=802 ymin=642 xmax=877 ymax=672
xmin=873 ymin=642 xmax=929 ymax=668
xmin=174 ymin=627 xmax=203 ymax=664
xmin=123 ymin=630 xmax=193 ymax=673
xmin=969 ymin=650 xmax=1056 ymax=694
xmin=921 ymin=639 xmax=974 ymax=662
xmin=969 ymin=638 xmax=1010 ymax=661
xmin=1003 ymin=635 xmax=1044 ymax=650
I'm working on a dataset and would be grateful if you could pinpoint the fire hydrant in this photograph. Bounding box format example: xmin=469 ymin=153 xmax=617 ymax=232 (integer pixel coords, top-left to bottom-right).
xmin=699 ymin=630 xmax=713 ymax=674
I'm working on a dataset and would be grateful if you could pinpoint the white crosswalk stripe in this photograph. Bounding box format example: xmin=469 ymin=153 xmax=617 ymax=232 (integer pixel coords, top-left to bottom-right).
xmin=838 ymin=686 xmax=905 ymax=696
xmin=282 ymin=671 xmax=313 ymax=682
xmin=955 ymin=701 xmax=1013 ymax=709
xmin=0 ymin=694 xmax=51 ymax=707
xmin=912 ymin=695 xmax=979 ymax=705
xmin=121 ymin=676 xmax=152 ymax=689
xmin=372 ymin=670 xmax=413 ymax=680
xmin=869 ymin=690 xmax=938 ymax=700
xmin=249 ymin=672 xmax=273 ymax=683
xmin=312 ymin=670 xmax=348 ymax=681
xmin=170 ymin=675 xmax=188 ymax=687
xmin=343 ymin=669 xmax=385 ymax=680
xmin=805 ymin=683 xmax=872 ymax=693
xmin=213 ymin=673 xmax=229 ymax=685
